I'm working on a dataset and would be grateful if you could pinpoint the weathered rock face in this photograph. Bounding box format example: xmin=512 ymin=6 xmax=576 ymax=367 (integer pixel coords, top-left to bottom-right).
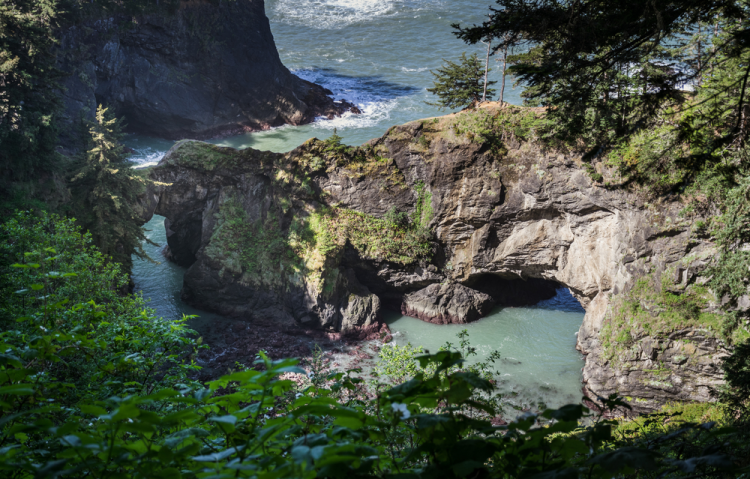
xmin=401 ymin=282 xmax=495 ymax=324
xmin=147 ymin=141 xmax=382 ymax=334
xmin=583 ymin=330 xmax=730 ymax=415
xmin=57 ymin=0 xmax=352 ymax=141
xmin=143 ymin=104 xmax=733 ymax=412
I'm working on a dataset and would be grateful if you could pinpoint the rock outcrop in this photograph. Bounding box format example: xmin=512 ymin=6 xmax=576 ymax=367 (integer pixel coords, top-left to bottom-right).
xmin=142 ymin=103 xmax=740 ymax=412
xmin=57 ymin=0 xmax=354 ymax=141
xmin=401 ymin=282 xmax=495 ymax=324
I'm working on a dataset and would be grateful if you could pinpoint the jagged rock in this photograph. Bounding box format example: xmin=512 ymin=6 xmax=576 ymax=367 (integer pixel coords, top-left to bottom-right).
xmin=139 ymin=104 xmax=734 ymax=412
xmin=582 ymin=330 xmax=731 ymax=415
xmin=56 ymin=0 xmax=353 ymax=142
xmin=339 ymin=269 xmax=381 ymax=333
xmin=401 ymin=283 xmax=495 ymax=324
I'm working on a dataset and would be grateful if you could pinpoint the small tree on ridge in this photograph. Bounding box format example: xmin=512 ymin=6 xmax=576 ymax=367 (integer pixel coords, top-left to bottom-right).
xmin=427 ymin=52 xmax=496 ymax=110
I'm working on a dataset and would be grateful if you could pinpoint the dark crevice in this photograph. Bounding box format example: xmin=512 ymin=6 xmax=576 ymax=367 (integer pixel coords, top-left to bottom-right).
xmin=464 ymin=274 xmax=560 ymax=308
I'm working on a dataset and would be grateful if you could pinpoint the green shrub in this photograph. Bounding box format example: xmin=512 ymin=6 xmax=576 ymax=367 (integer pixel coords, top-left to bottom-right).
xmin=0 ymin=212 xmax=201 ymax=408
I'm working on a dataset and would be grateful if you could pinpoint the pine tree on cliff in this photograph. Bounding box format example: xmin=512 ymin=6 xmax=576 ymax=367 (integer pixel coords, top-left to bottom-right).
xmin=70 ymin=105 xmax=152 ymax=268
xmin=427 ymin=53 xmax=496 ymax=109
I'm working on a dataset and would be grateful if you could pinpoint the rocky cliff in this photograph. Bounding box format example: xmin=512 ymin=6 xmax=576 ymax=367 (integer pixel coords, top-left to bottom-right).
xmin=142 ymin=104 xmax=743 ymax=413
xmin=57 ymin=0 xmax=353 ymax=141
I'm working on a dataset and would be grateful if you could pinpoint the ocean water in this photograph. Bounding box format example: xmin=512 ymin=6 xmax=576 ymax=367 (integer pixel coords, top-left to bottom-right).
xmin=384 ymin=292 xmax=586 ymax=409
xmin=130 ymin=1 xmax=586 ymax=409
xmin=125 ymin=0 xmax=524 ymax=165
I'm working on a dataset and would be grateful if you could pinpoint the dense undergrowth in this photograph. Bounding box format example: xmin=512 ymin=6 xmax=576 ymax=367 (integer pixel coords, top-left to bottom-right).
xmin=1 ymin=212 xmax=749 ymax=478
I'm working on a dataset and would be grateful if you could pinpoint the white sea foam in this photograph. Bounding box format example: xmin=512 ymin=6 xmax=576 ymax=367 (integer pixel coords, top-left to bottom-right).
xmin=293 ymin=67 xmax=403 ymax=130
xmin=317 ymin=98 xmax=399 ymax=130
xmin=270 ymin=0 xmax=398 ymax=30
xmin=130 ymin=147 xmax=166 ymax=168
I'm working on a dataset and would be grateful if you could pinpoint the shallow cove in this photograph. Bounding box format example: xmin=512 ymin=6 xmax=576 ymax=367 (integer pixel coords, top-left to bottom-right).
xmin=133 ymin=215 xmax=586 ymax=410
xmin=385 ymin=292 xmax=586 ymax=409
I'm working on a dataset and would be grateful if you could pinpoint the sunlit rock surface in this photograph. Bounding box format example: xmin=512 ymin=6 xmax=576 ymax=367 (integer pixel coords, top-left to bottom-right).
xmin=141 ymin=104 xmax=728 ymax=413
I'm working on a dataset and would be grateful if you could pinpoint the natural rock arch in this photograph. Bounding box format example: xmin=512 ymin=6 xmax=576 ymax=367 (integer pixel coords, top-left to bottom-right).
xmin=139 ymin=105 xmax=728 ymax=413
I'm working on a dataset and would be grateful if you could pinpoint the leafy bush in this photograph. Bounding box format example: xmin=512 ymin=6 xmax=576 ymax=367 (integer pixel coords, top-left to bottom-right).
xmin=1 ymin=346 xmax=743 ymax=478
xmin=0 ymin=211 xmax=201 ymax=409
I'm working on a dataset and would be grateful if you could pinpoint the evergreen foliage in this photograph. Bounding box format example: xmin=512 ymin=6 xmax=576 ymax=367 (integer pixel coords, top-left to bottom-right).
xmin=720 ymin=339 xmax=750 ymax=423
xmin=0 ymin=0 xmax=63 ymax=183
xmin=69 ymin=105 xmax=152 ymax=268
xmin=427 ymin=52 xmax=496 ymax=109
xmin=454 ymin=0 xmax=750 ymax=167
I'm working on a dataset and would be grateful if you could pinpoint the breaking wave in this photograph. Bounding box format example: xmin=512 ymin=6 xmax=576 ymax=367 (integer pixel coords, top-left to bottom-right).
xmin=270 ymin=0 xmax=398 ymax=30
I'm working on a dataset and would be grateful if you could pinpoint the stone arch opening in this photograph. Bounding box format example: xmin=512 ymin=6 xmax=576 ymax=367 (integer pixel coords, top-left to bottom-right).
xmin=464 ymin=274 xmax=565 ymax=309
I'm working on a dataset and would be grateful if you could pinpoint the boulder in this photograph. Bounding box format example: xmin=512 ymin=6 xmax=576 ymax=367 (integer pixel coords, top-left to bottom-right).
xmin=401 ymin=283 xmax=495 ymax=325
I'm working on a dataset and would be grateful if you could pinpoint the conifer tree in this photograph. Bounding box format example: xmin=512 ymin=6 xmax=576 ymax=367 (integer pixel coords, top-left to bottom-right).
xmin=453 ymin=0 xmax=750 ymax=162
xmin=70 ymin=105 xmax=151 ymax=268
xmin=427 ymin=53 xmax=496 ymax=110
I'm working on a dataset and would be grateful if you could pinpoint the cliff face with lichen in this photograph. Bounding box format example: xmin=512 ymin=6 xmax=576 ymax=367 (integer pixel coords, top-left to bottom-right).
xmin=140 ymin=104 xmax=747 ymax=413
xmin=57 ymin=0 xmax=353 ymax=141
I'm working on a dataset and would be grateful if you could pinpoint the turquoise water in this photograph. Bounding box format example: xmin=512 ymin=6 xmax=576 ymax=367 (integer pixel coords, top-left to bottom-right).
xmin=133 ymin=216 xmax=232 ymax=347
xmin=129 ymin=1 xmax=586 ymax=409
xmin=125 ymin=0 xmax=525 ymax=164
xmin=384 ymin=292 xmax=586 ymax=409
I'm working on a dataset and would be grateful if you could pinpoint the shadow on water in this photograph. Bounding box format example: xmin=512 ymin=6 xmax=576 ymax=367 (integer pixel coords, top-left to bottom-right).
xmin=297 ymin=67 xmax=422 ymax=99
xmin=534 ymin=288 xmax=586 ymax=313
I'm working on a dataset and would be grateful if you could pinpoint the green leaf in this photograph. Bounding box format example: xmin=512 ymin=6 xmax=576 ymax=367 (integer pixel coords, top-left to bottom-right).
xmin=0 ymin=384 xmax=35 ymax=396
xmin=543 ymin=404 xmax=587 ymax=422
xmin=526 ymin=469 xmax=579 ymax=479
xmin=209 ymin=415 xmax=238 ymax=425
xmin=451 ymin=460 xmax=485 ymax=478
xmin=291 ymin=445 xmax=311 ymax=463
xmin=588 ymin=447 xmax=659 ymax=473
xmin=80 ymin=405 xmax=107 ymax=416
